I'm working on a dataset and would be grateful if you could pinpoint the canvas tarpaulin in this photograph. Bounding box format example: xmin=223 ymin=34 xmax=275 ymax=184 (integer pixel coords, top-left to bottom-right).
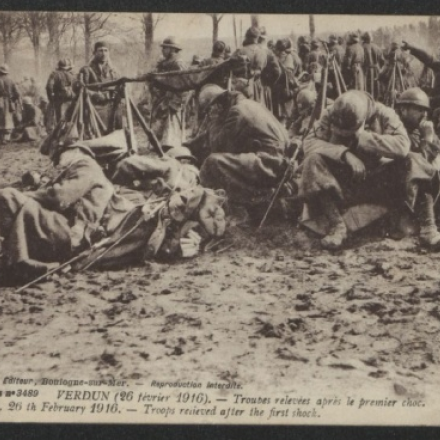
xmin=145 ymin=58 xmax=245 ymax=93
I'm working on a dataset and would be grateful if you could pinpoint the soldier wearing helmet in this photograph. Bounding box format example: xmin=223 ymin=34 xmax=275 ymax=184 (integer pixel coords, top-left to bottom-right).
xmin=305 ymin=39 xmax=325 ymax=68
xmin=394 ymin=87 xmax=440 ymax=249
xmin=149 ymin=37 xmax=187 ymax=148
xmin=380 ymin=41 xmax=415 ymax=101
xmin=297 ymin=36 xmax=311 ymax=70
xmin=299 ymin=90 xmax=419 ymax=250
xmin=232 ymin=26 xmax=281 ymax=111
xmin=0 ymin=64 xmax=20 ymax=144
xmin=291 ymin=89 xmax=317 ymax=138
xmin=13 ymin=96 xmax=45 ymax=142
xmin=199 ymin=40 xmax=230 ymax=89
xmin=45 ymin=58 xmax=75 ymax=131
xmin=402 ymin=40 xmax=440 ymax=110
xmin=328 ymin=34 xmax=345 ymax=67
xmin=188 ymin=84 xmax=289 ymax=217
xmin=272 ymin=38 xmax=301 ymax=126
xmin=395 ymin=88 xmax=431 ymax=132
xmin=342 ymin=33 xmax=365 ymax=91
xmin=200 ymin=40 xmax=227 ymax=67
xmin=361 ymin=32 xmax=384 ymax=99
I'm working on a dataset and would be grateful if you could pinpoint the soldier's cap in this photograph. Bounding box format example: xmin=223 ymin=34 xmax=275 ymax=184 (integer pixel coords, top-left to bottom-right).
xmin=163 ymin=145 xmax=197 ymax=162
xmin=297 ymin=89 xmax=318 ymax=109
xmin=275 ymin=38 xmax=292 ymax=53
xmin=298 ymin=35 xmax=311 ymax=45
xmin=161 ymin=36 xmax=182 ymax=51
xmin=245 ymin=26 xmax=261 ymax=41
xmin=0 ymin=64 xmax=9 ymax=74
xmin=308 ymin=61 xmax=320 ymax=73
xmin=328 ymin=34 xmax=338 ymax=44
xmin=395 ymin=87 xmax=430 ymax=110
xmin=22 ymin=96 xmax=33 ymax=106
xmin=198 ymin=84 xmax=228 ymax=113
xmin=258 ymin=26 xmax=267 ymax=42
xmin=213 ymin=40 xmax=227 ymax=53
xmin=192 ymin=55 xmax=202 ymax=64
xmin=58 ymin=58 xmax=72 ymax=70
xmin=348 ymin=33 xmax=360 ymax=43
xmin=362 ymin=32 xmax=372 ymax=42
xmin=311 ymin=39 xmax=320 ymax=48
xmin=329 ymin=90 xmax=375 ymax=134
xmin=94 ymin=41 xmax=109 ymax=52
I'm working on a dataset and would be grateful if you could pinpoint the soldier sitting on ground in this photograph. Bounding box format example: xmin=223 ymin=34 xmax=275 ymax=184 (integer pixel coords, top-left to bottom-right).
xmin=12 ymin=96 xmax=45 ymax=142
xmin=299 ymin=90 xmax=434 ymax=250
xmin=394 ymin=88 xmax=440 ymax=247
xmin=186 ymin=84 xmax=290 ymax=221
xmin=290 ymin=89 xmax=317 ymax=139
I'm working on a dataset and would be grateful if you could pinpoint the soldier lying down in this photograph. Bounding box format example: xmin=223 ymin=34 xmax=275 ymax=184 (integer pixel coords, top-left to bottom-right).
xmin=0 ymin=143 xmax=226 ymax=285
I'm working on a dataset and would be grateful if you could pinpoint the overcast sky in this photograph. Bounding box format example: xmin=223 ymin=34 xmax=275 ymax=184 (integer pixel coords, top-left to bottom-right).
xmin=149 ymin=14 xmax=429 ymax=40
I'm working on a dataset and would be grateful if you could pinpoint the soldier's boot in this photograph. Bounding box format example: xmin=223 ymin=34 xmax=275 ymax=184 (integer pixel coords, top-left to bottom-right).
xmin=319 ymin=194 xmax=347 ymax=250
xmin=3 ymin=131 xmax=11 ymax=143
xmin=418 ymin=193 xmax=440 ymax=250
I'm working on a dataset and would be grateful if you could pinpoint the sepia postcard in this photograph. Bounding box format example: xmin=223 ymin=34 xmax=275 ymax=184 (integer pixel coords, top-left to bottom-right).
xmin=0 ymin=11 xmax=439 ymax=426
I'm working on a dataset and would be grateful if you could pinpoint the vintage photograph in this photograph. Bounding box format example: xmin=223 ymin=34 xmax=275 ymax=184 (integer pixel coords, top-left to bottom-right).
xmin=0 ymin=11 xmax=440 ymax=424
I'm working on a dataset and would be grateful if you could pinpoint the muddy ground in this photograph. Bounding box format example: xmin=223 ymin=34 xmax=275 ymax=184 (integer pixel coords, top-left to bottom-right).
xmin=1 ymin=141 xmax=440 ymax=407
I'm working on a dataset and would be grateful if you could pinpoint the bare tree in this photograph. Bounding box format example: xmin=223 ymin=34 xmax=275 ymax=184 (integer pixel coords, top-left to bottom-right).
xmin=46 ymin=12 xmax=71 ymax=63
xmin=250 ymin=14 xmax=259 ymax=28
xmin=309 ymin=14 xmax=316 ymax=39
xmin=82 ymin=12 xmax=112 ymax=62
xmin=207 ymin=14 xmax=224 ymax=43
xmin=21 ymin=11 xmax=47 ymax=77
xmin=0 ymin=12 xmax=23 ymax=64
xmin=142 ymin=13 xmax=164 ymax=58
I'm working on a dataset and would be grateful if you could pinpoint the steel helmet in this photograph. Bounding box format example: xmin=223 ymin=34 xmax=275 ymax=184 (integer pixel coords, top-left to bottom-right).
xmin=275 ymin=38 xmax=292 ymax=53
xmin=161 ymin=37 xmax=182 ymax=51
xmin=22 ymin=96 xmax=34 ymax=105
xmin=348 ymin=33 xmax=360 ymax=44
xmin=329 ymin=90 xmax=372 ymax=132
xmin=212 ymin=40 xmax=226 ymax=54
xmin=163 ymin=145 xmax=196 ymax=162
xmin=361 ymin=32 xmax=372 ymax=43
xmin=0 ymin=64 xmax=9 ymax=74
xmin=58 ymin=58 xmax=72 ymax=70
xmin=328 ymin=34 xmax=338 ymax=44
xmin=198 ymin=84 xmax=227 ymax=113
xmin=395 ymin=87 xmax=430 ymax=110
xmin=311 ymin=39 xmax=320 ymax=49
xmin=297 ymin=89 xmax=317 ymax=110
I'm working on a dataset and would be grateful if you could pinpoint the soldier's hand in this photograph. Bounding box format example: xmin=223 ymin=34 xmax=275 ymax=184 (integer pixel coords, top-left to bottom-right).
xmin=180 ymin=229 xmax=202 ymax=258
xmin=344 ymin=151 xmax=366 ymax=182
xmin=401 ymin=41 xmax=411 ymax=51
xmin=420 ymin=120 xmax=435 ymax=143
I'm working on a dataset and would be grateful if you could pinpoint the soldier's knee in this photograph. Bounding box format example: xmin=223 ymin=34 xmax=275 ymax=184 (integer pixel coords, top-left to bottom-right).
xmin=0 ymin=187 xmax=21 ymax=201
xmin=200 ymin=154 xmax=224 ymax=185
xmin=303 ymin=152 xmax=328 ymax=169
